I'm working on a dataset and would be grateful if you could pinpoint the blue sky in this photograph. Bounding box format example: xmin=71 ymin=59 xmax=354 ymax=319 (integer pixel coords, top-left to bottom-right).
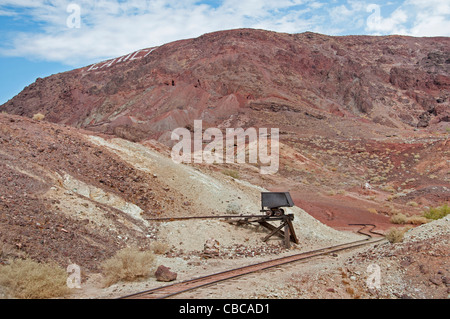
xmin=0 ymin=0 xmax=449 ymax=105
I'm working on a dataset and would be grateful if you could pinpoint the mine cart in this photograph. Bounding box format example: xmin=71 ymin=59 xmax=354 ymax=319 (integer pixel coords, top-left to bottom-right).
xmin=260 ymin=192 xmax=294 ymax=216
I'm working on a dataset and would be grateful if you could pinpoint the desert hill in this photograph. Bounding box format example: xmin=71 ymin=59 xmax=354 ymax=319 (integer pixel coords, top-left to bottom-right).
xmin=1 ymin=112 xmax=448 ymax=299
xmin=0 ymin=112 xmax=360 ymax=272
xmin=0 ymin=29 xmax=449 ymax=299
xmin=1 ymin=28 xmax=449 ymax=230
xmin=2 ymin=29 xmax=449 ymax=134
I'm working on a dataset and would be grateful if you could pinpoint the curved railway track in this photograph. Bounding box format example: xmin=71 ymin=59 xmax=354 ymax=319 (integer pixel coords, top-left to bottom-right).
xmin=119 ymin=224 xmax=385 ymax=299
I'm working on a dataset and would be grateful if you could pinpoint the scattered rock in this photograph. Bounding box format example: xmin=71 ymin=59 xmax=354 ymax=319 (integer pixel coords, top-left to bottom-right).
xmin=429 ymin=275 xmax=443 ymax=286
xmin=155 ymin=265 xmax=177 ymax=282
xmin=443 ymin=276 xmax=450 ymax=287
xmin=202 ymin=238 xmax=220 ymax=258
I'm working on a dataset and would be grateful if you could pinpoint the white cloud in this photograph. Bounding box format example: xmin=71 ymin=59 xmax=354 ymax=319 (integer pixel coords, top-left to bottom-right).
xmin=364 ymin=0 xmax=450 ymax=36
xmin=405 ymin=0 xmax=450 ymax=36
xmin=0 ymin=0 xmax=317 ymax=65
xmin=0 ymin=0 xmax=448 ymax=66
xmin=0 ymin=9 xmax=16 ymax=16
xmin=410 ymin=14 xmax=450 ymax=37
xmin=365 ymin=4 xmax=408 ymax=34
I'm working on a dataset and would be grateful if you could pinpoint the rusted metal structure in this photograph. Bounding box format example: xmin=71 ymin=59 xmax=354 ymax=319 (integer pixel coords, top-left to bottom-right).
xmin=120 ymin=224 xmax=384 ymax=299
xmin=257 ymin=192 xmax=298 ymax=248
xmin=147 ymin=192 xmax=299 ymax=248
xmin=260 ymin=192 xmax=294 ymax=216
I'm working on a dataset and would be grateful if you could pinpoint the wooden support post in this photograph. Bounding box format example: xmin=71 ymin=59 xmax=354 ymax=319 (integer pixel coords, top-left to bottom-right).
xmin=286 ymin=218 xmax=299 ymax=244
xmin=256 ymin=214 xmax=299 ymax=247
xmin=284 ymin=221 xmax=290 ymax=249
xmin=262 ymin=221 xmax=285 ymax=242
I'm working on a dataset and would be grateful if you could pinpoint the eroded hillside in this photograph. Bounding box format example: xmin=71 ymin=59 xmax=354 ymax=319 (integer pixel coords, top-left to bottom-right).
xmin=0 ymin=113 xmax=361 ymax=274
xmin=1 ymin=29 xmax=448 ymax=230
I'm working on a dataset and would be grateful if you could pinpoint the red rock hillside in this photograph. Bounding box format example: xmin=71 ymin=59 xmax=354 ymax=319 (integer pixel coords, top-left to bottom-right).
xmin=1 ymin=28 xmax=449 ymax=230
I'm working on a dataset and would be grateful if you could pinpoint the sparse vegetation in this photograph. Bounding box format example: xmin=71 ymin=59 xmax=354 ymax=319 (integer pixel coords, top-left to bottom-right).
xmin=1 ymin=30 xmax=449 ymax=300
xmin=222 ymin=169 xmax=239 ymax=179
xmin=32 ymin=113 xmax=45 ymax=121
xmin=407 ymin=215 xmax=428 ymax=225
xmin=226 ymin=201 xmax=242 ymax=215
xmin=406 ymin=201 xmax=418 ymax=207
xmin=385 ymin=227 xmax=409 ymax=243
xmin=390 ymin=212 xmax=428 ymax=225
xmin=101 ymin=246 xmax=156 ymax=287
xmin=150 ymin=241 xmax=170 ymax=255
xmin=390 ymin=213 xmax=408 ymax=224
xmin=382 ymin=185 xmax=396 ymax=193
xmin=0 ymin=258 xmax=69 ymax=299
xmin=422 ymin=203 xmax=450 ymax=220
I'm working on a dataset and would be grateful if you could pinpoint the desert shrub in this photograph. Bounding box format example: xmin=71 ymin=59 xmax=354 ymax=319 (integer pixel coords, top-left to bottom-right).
xmin=226 ymin=201 xmax=242 ymax=215
xmin=406 ymin=201 xmax=418 ymax=207
xmin=407 ymin=216 xmax=428 ymax=225
xmin=385 ymin=227 xmax=408 ymax=243
xmin=382 ymin=185 xmax=396 ymax=193
xmin=326 ymin=190 xmax=336 ymax=196
xmin=101 ymin=247 xmax=156 ymax=287
xmin=0 ymin=258 xmax=69 ymax=299
xmin=150 ymin=242 xmax=169 ymax=255
xmin=390 ymin=213 xmax=408 ymax=224
xmin=423 ymin=204 xmax=450 ymax=220
xmin=222 ymin=169 xmax=239 ymax=179
xmin=32 ymin=113 xmax=45 ymax=121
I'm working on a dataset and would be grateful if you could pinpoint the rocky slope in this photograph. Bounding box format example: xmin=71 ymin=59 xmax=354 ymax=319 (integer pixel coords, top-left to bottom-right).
xmin=2 ymin=112 xmax=447 ymax=299
xmin=0 ymin=29 xmax=449 ymax=299
xmin=2 ymin=29 xmax=449 ymax=134
xmin=0 ymin=112 xmax=361 ymax=273
xmin=1 ymin=29 xmax=449 ymax=231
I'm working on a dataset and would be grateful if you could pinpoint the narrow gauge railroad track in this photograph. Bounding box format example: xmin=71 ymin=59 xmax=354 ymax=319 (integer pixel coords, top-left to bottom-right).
xmin=119 ymin=224 xmax=385 ymax=299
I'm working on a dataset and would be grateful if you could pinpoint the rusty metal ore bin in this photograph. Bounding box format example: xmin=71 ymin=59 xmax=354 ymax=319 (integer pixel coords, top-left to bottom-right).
xmin=261 ymin=192 xmax=294 ymax=210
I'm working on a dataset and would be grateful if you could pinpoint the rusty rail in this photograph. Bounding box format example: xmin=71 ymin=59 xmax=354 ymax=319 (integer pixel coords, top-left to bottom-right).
xmin=119 ymin=224 xmax=385 ymax=299
xmin=145 ymin=214 xmax=281 ymax=221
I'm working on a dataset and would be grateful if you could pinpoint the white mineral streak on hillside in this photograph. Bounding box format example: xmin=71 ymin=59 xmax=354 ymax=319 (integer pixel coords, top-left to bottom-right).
xmin=86 ymin=47 xmax=158 ymax=72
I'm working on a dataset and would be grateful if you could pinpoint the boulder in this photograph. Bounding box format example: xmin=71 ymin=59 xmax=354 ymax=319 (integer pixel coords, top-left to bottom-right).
xmin=155 ymin=265 xmax=177 ymax=282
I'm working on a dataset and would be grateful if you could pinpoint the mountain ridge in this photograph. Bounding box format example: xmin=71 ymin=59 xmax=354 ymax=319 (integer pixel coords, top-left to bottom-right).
xmin=2 ymin=28 xmax=449 ymax=143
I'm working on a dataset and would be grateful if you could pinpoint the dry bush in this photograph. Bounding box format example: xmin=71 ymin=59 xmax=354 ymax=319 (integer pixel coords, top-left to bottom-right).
xmin=382 ymin=185 xmax=396 ymax=193
xmin=407 ymin=201 xmax=418 ymax=207
xmin=0 ymin=258 xmax=69 ymax=299
xmin=385 ymin=227 xmax=408 ymax=243
xmin=407 ymin=215 xmax=428 ymax=225
xmin=150 ymin=241 xmax=170 ymax=255
xmin=101 ymin=246 xmax=156 ymax=287
xmin=226 ymin=201 xmax=242 ymax=215
xmin=390 ymin=213 xmax=408 ymax=224
xmin=32 ymin=113 xmax=45 ymax=121
xmin=222 ymin=169 xmax=239 ymax=179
